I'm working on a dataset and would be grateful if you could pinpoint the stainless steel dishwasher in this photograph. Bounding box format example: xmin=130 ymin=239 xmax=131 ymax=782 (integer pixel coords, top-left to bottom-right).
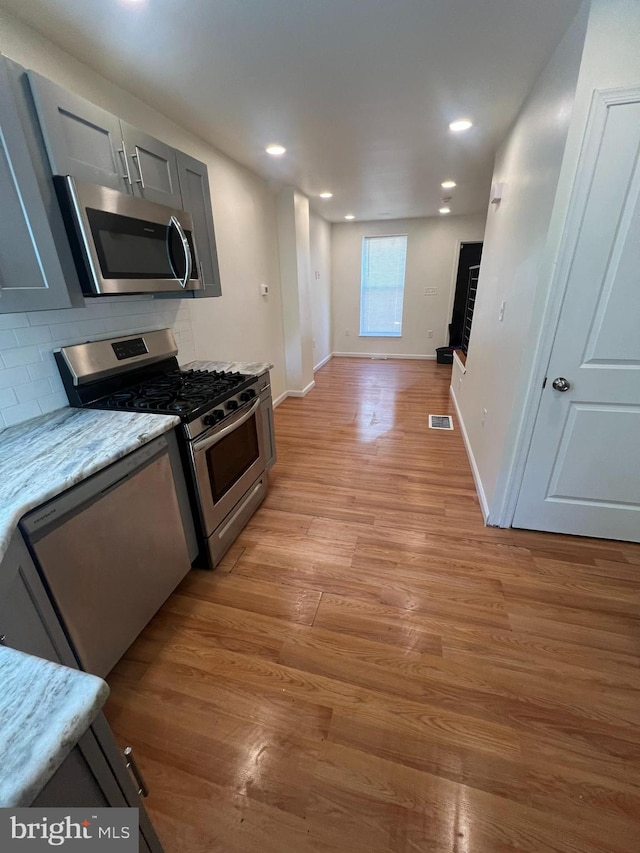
xmin=20 ymin=433 xmax=192 ymax=677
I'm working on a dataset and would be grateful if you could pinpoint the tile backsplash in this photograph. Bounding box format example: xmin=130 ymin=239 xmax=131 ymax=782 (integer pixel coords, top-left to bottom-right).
xmin=0 ymin=296 xmax=194 ymax=429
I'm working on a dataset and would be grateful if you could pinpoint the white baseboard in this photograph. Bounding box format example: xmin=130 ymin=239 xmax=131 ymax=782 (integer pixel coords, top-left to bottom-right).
xmin=287 ymin=379 xmax=316 ymax=398
xmin=332 ymin=352 xmax=436 ymax=360
xmin=449 ymin=384 xmax=489 ymax=522
xmin=314 ymin=353 xmax=333 ymax=372
xmin=273 ymin=391 xmax=288 ymax=408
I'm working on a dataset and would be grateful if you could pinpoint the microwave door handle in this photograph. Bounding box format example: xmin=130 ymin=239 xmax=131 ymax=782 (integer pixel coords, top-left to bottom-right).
xmin=168 ymin=215 xmax=192 ymax=289
xmin=193 ymin=398 xmax=260 ymax=454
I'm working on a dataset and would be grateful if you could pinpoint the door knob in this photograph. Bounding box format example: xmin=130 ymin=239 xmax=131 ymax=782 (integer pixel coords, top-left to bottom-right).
xmin=552 ymin=377 xmax=571 ymax=392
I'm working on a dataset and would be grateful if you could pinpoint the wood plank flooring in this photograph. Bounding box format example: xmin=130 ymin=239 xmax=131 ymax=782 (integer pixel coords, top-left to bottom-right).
xmin=104 ymin=358 xmax=640 ymax=853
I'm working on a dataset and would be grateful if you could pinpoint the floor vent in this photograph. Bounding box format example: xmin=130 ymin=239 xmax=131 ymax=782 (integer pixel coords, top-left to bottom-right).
xmin=429 ymin=414 xmax=454 ymax=430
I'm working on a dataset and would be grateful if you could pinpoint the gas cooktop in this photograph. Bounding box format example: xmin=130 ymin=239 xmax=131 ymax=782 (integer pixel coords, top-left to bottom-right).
xmin=54 ymin=329 xmax=258 ymax=429
xmin=93 ymin=368 xmax=252 ymax=418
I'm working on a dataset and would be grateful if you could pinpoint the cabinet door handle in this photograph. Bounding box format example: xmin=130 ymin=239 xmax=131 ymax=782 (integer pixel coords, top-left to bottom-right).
xmin=131 ymin=150 xmax=146 ymax=189
xmin=123 ymin=746 xmax=149 ymax=797
xmin=118 ymin=142 xmax=133 ymax=186
xmin=0 ymin=635 xmax=6 ymax=646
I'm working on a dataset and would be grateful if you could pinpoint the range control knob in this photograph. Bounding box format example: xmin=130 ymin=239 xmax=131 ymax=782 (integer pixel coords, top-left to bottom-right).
xmin=203 ymin=409 xmax=225 ymax=426
xmin=226 ymin=399 xmax=239 ymax=411
xmin=240 ymin=389 xmax=256 ymax=402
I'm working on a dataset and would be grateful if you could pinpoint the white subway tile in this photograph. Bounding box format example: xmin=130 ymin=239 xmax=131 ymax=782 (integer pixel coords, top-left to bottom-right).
xmin=27 ymin=360 xmax=58 ymax=381
xmin=0 ymin=314 xmax=29 ymax=330
xmin=45 ymin=307 xmax=92 ymax=325
xmin=14 ymin=379 xmax=53 ymax=403
xmin=0 ymin=329 xmax=18 ymax=349
xmin=13 ymin=325 xmax=53 ymax=346
xmin=102 ymin=317 xmax=129 ymax=333
xmin=48 ymin=375 xmax=66 ymax=396
xmin=0 ymin=366 xmax=30 ymax=389
xmin=1 ymin=346 xmax=41 ymax=368
xmin=2 ymin=400 xmax=42 ymax=427
xmin=26 ymin=309 xmax=73 ymax=326
xmin=37 ymin=391 xmax=68 ymax=415
xmin=78 ymin=319 xmax=107 ymax=337
xmin=0 ymin=387 xmax=18 ymax=408
xmin=44 ymin=322 xmax=86 ymax=341
xmin=0 ymin=299 xmax=191 ymax=420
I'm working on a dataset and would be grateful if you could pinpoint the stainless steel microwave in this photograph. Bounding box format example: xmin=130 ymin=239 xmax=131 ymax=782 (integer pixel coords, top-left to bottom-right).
xmin=54 ymin=176 xmax=202 ymax=296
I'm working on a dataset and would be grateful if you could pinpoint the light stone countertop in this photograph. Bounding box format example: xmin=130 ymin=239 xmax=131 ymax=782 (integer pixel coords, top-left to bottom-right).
xmin=0 ymin=407 xmax=180 ymax=565
xmin=0 ymin=645 xmax=109 ymax=807
xmin=184 ymin=360 xmax=273 ymax=376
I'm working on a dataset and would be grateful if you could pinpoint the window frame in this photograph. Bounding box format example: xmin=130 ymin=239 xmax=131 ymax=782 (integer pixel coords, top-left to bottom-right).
xmin=359 ymin=233 xmax=408 ymax=338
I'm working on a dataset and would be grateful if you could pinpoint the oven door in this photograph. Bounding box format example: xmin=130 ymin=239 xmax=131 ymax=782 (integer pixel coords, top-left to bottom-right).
xmin=191 ymin=397 xmax=267 ymax=535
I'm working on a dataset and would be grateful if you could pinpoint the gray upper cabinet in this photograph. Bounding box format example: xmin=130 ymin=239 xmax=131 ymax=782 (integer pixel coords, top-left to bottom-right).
xmin=28 ymin=71 xmax=182 ymax=209
xmin=121 ymin=122 xmax=182 ymax=208
xmin=177 ymin=151 xmax=222 ymax=297
xmin=0 ymin=58 xmax=75 ymax=313
xmin=1 ymin=57 xmax=221 ymax=308
xmin=27 ymin=69 xmax=129 ymax=193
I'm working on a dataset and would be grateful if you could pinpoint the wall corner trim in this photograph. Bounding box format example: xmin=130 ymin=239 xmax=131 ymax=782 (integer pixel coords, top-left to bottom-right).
xmin=273 ymin=391 xmax=289 ymax=408
xmin=287 ymin=380 xmax=316 ymax=398
xmin=449 ymin=384 xmax=490 ymax=522
xmin=313 ymin=353 xmax=333 ymax=372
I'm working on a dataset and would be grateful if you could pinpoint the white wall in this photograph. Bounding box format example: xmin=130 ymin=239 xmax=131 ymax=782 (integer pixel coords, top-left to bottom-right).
xmin=453 ymin=2 xmax=589 ymax=516
xmin=189 ymin=161 xmax=284 ymax=389
xmin=309 ymin=213 xmax=332 ymax=369
xmin=0 ymin=8 xmax=286 ymax=427
xmin=331 ymin=215 xmax=486 ymax=358
xmin=276 ymin=188 xmax=315 ymax=394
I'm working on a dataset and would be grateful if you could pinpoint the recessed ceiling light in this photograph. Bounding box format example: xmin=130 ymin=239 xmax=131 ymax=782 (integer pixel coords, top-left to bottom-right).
xmin=441 ymin=180 xmax=457 ymax=189
xmin=344 ymin=214 xmax=355 ymax=220
xmin=439 ymin=207 xmax=451 ymax=214
xmin=265 ymin=144 xmax=286 ymax=156
xmin=319 ymin=192 xmax=333 ymax=199
xmin=449 ymin=119 xmax=472 ymax=132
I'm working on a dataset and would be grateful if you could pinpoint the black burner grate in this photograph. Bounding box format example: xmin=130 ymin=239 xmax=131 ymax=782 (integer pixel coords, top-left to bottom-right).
xmin=94 ymin=369 xmax=250 ymax=419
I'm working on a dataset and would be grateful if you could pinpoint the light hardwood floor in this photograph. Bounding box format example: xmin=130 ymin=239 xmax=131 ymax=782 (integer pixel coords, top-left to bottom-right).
xmin=105 ymin=358 xmax=640 ymax=853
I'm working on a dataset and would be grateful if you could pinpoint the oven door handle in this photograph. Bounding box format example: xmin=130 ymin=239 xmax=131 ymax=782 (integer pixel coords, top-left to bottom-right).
xmin=193 ymin=398 xmax=260 ymax=454
xmin=167 ymin=215 xmax=192 ymax=289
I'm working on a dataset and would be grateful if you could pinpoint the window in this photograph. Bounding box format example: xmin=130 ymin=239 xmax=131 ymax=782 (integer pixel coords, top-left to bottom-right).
xmin=360 ymin=235 xmax=407 ymax=337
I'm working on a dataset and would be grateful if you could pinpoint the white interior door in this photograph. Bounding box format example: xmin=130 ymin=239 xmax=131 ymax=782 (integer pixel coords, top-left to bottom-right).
xmin=513 ymin=88 xmax=640 ymax=542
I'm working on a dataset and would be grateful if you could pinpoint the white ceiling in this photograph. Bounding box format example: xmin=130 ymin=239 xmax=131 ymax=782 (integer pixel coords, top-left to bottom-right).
xmin=1 ymin=0 xmax=583 ymax=222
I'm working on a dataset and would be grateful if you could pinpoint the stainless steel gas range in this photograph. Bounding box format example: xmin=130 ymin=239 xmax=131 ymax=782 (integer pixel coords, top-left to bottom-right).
xmin=55 ymin=329 xmax=269 ymax=567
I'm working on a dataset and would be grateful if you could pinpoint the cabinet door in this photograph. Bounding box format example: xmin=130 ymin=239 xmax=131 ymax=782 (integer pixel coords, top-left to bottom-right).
xmin=27 ymin=69 xmax=130 ymax=193
xmin=176 ymin=151 xmax=222 ymax=297
xmin=121 ymin=122 xmax=182 ymax=208
xmin=0 ymin=534 xmax=78 ymax=666
xmin=31 ymin=736 xmax=114 ymax=808
xmin=0 ymin=59 xmax=74 ymax=313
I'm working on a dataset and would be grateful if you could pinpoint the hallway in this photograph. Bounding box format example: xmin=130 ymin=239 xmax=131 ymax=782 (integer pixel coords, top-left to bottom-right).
xmin=105 ymin=358 xmax=640 ymax=852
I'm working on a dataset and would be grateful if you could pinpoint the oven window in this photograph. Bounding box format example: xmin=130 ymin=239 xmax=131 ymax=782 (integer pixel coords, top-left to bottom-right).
xmin=206 ymin=415 xmax=259 ymax=503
